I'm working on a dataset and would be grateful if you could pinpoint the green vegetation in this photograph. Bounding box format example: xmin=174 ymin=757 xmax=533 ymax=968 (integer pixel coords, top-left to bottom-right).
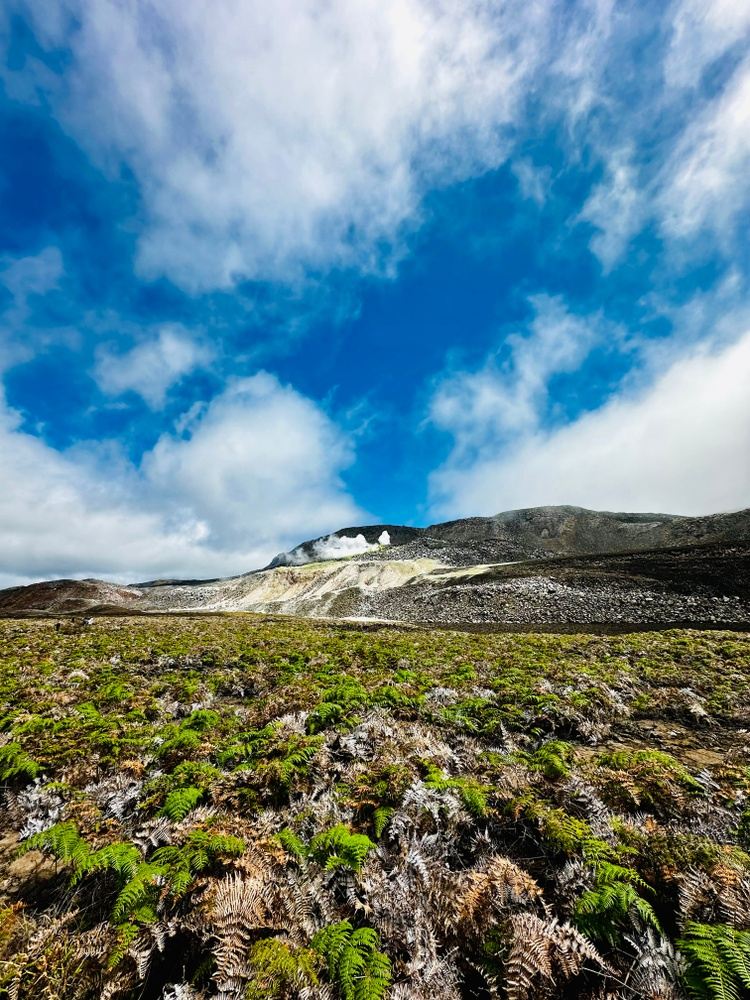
xmin=574 ymin=860 xmax=660 ymax=943
xmin=0 ymin=615 xmax=748 ymax=999
xmin=679 ymin=923 xmax=750 ymax=1000
xmin=313 ymin=921 xmax=392 ymax=1000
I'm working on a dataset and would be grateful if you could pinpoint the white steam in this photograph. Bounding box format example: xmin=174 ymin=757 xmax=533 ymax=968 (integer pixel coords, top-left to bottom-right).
xmin=312 ymin=533 xmax=377 ymax=560
xmin=284 ymin=529 xmax=392 ymax=565
xmin=312 ymin=530 xmax=391 ymax=561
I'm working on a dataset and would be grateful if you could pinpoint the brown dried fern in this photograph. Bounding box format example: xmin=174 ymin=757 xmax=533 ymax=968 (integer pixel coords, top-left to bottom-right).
xmin=447 ymin=854 xmax=542 ymax=937
xmin=503 ymin=913 xmax=610 ymax=1000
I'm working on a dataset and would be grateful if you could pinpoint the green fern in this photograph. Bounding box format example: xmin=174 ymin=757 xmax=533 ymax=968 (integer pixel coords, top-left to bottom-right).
xmin=528 ymin=740 xmax=574 ymax=780
xmin=152 ymin=829 xmax=244 ymax=896
xmin=422 ymin=761 xmax=490 ymax=817
xmin=222 ymin=725 xmax=323 ymax=796
xmin=523 ymin=801 xmax=614 ymax=861
xmin=276 ymin=741 xmax=323 ymax=788
xmin=155 ymin=725 xmax=202 ymax=761
xmin=276 ymin=827 xmax=308 ymax=859
xmin=245 ymin=939 xmax=321 ymax=999
xmin=169 ymin=759 xmax=222 ymax=789
xmin=110 ymin=863 xmax=165 ymax=922
xmin=306 ymin=678 xmax=370 ymax=734
xmin=181 ymin=708 xmax=220 ymax=731
xmin=106 ymin=921 xmax=140 ymax=969
xmin=319 ymin=678 xmax=369 ymax=712
xmin=597 ymin=747 xmax=702 ymax=813
xmin=160 ymin=784 xmax=206 ymax=820
xmin=599 ymin=748 xmax=699 ymax=786
xmin=0 ymin=741 xmax=41 ymax=782
xmin=99 ymin=680 xmax=133 ymax=704
xmin=21 ymin=822 xmax=91 ymax=871
xmin=306 ymin=701 xmax=347 ymax=734
xmin=309 ymin=824 xmax=375 ymax=873
xmin=679 ymin=922 xmax=750 ymax=1000
xmin=313 ymin=920 xmax=391 ymax=1000
xmin=575 ymin=861 xmax=659 ymax=943
xmin=78 ymin=841 xmax=144 ymax=884
xmin=28 ymin=826 xmax=164 ymax=923
xmin=217 ymin=723 xmax=279 ymax=765
xmin=74 ymin=839 xmax=163 ymax=922
xmin=373 ymin=806 xmax=394 ymax=838
xmin=277 ymin=823 xmax=375 ymax=873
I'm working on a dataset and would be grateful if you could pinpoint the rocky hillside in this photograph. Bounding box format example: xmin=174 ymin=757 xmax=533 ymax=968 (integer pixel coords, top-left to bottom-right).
xmin=275 ymin=505 xmax=750 ymax=567
xmin=2 ymin=505 xmax=749 ymax=627
xmin=0 ymin=578 xmax=142 ymax=615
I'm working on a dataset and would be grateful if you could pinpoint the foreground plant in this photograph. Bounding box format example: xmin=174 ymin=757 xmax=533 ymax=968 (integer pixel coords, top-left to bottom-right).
xmin=0 ymin=617 xmax=747 ymax=999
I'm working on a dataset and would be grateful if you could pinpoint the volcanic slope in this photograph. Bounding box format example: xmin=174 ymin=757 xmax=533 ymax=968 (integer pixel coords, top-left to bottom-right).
xmin=272 ymin=504 xmax=750 ymax=567
xmin=2 ymin=505 xmax=750 ymax=626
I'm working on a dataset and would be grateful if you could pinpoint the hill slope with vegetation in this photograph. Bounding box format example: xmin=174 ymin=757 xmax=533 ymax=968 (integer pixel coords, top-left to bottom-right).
xmin=1 ymin=615 xmax=749 ymax=999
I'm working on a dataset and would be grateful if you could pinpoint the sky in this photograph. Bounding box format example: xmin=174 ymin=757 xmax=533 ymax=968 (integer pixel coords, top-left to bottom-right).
xmin=1 ymin=0 xmax=749 ymax=586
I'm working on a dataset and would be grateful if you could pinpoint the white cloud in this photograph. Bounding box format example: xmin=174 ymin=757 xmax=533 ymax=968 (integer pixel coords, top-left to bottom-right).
xmin=572 ymin=50 xmax=750 ymax=269
xmin=660 ymin=58 xmax=750 ymax=243
xmin=567 ymin=5 xmax=750 ymax=270
xmin=428 ymin=296 xmax=612 ymax=453
xmin=16 ymin=0 xmax=547 ymax=291
xmin=0 ymin=246 xmax=63 ymax=306
xmin=6 ymin=2 xmax=748 ymax=288
xmin=94 ymin=326 xmax=212 ymax=408
xmin=579 ymin=150 xmax=645 ymax=270
xmin=665 ymin=0 xmax=750 ymax=88
xmin=429 ymin=331 xmax=750 ymax=518
xmin=511 ymin=159 xmax=550 ymax=205
xmin=0 ymin=248 xmax=65 ymax=370
xmin=0 ymin=374 xmax=364 ymax=585
xmin=579 ymin=49 xmax=750 ymax=268
xmin=143 ymin=374 xmax=362 ymax=550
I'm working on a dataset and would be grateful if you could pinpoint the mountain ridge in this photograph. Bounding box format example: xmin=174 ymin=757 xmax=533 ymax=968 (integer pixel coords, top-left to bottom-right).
xmin=2 ymin=504 xmax=749 ymax=626
xmin=268 ymin=504 xmax=750 ymax=569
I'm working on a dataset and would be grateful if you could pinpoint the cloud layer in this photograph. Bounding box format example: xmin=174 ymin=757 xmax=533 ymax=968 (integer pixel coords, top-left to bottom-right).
xmin=428 ymin=296 xmax=614 ymax=450
xmin=94 ymin=326 xmax=212 ymax=408
xmin=430 ymin=331 xmax=750 ymax=518
xmin=14 ymin=0 xmax=548 ymax=291
xmin=0 ymin=374 xmax=363 ymax=587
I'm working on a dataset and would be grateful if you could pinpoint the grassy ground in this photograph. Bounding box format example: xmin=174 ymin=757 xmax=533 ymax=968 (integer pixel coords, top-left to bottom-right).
xmin=1 ymin=615 xmax=749 ymax=1000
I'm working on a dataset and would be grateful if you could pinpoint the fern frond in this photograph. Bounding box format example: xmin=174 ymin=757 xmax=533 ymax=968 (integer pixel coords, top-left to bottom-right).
xmin=372 ymin=806 xmax=394 ymax=839
xmin=309 ymin=824 xmax=375 ymax=873
xmin=528 ymin=740 xmax=574 ymax=780
xmin=86 ymin=842 xmax=144 ymax=882
xmin=276 ymin=827 xmax=308 ymax=859
xmin=422 ymin=761 xmax=490 ymax=817
xmin=503 ymin=913 xmax=609 ymax=1000
xmin=679 ymin=922 xmax=750 ymax=1000
xmin=0 ymin=742 xmax=41 ymax=782
xmin=21 ymin=821 xmax=91 ymax=874
xmin=161 ymin=785 xmax=205 ymax=821
xmin=208 ymin=864 xmax=279 ymax=998
xmin=575 ymin=862 xmax=659 ymax=943
xmin=313 ymin=920 xmax=391 ymax=1000
xmin=245 ymin=938 xmax=321 ymax=999
xmin=111 ymin=863 xmax=165 ymax=923
xmin=448 ymin=854 xmax=541 ymax=936
xmin=106 ymin=922 xmax=139 ymax=969
xmin=152 ymin=829 xmax=244 ymax=897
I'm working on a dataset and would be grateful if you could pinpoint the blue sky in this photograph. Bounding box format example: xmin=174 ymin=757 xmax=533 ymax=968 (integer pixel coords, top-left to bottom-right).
xmin=1 ymin=0 xmax=749 ymax=585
